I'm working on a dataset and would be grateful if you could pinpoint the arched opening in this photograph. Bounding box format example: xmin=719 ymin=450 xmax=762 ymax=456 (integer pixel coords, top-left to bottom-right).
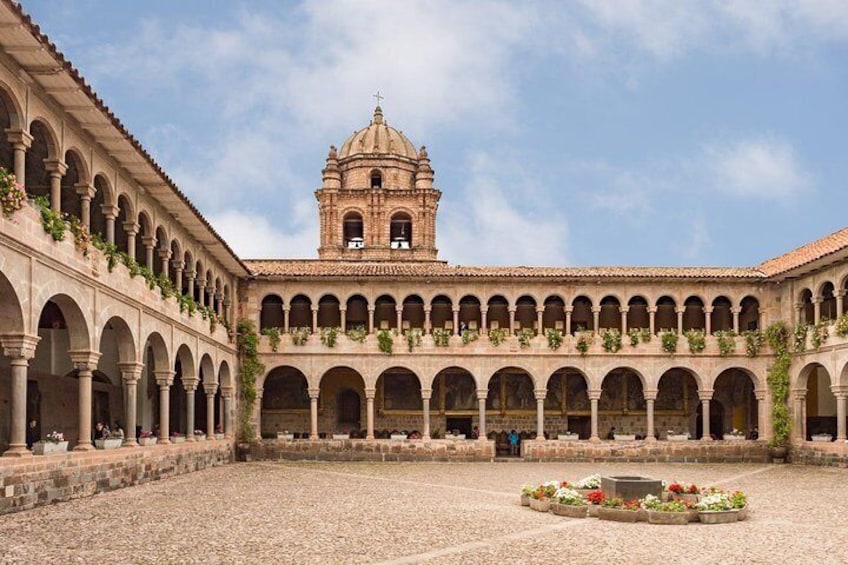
xmin=433 ymin=367 xmax=477 ymax=436
xmin=430 ymin=295 xmax=453 ymax=331
xmin=598 ymin=296 xmax=620 ymax=330
xmin=571 ymin=296 xmax=593 ymax=334
xmin=345 ymin=295 xmax=368 ymax=331
xmin=90 ymin=174 xmax=110 ymax=242
xmin=713 ymin=368 xmax=758 ymax=440
xmin=458 ymin=295 xmax=481 ymax=333
xmin=170 ymin=240 xmax=183 ymax=290
xmin=487 ymin=296 xmax=509 ymax=332
xmin=317 ymin=294 xmax=341 ymax=328
xmin=154 ymin=226 xmax=169 ymax=278
xmin=194 ymin=355 xmax=216 ymax=436
xmin=97 ymin=317 xmax=136 ymax=441
xmin=599 ymin=369 xmax=646 ymax=439
xmin=656 ymin=369 xmax=700 ymax=439
xmin=61 ymin=150 xmax=87 ymax=222
xmin=800 ymin=289 xmax=814 ymax=325
xmin=114 ymin=194 xmax=133 ymax=255
xmin=515 ymin=296 xmax=537 ymax=333
xmin=711 ymin=296 xmax=732 ymax=333
xmin=170 ymin=345 xmax=195 ymax=437
xmin=542 ymin=296 xmax=566 ymax=332
xmin=370 ymin=169 xmax=382 ymax=189
xmin=261 ymin=366 xmax=310 ymax=438
xmin=374 ymin=294 xmax=397 ymax=330
xmin=390 ymin=212 xmax=412 ymax=249
xmin=804 ymin=363 xmax=835 ymax=440
xmin=739 ymin=296 xmax=760 ymax=331
xmin=319 ymin=367 xmax=365 ymax=437
xmin=343 ymin=212 xmax=364 ymax=248
xmin=260 ymin=294 xmax=283 ymax=332
xmin=545 ymin=368 xmax=590 ymax=438
xmin=0 ymin=90 xmax=18 ymax=172
xmin=289 ymin=294 xmax=312 ymax=331
xmin=0 ymin=270 xmax=26 ymax=451
xmin=136 ymin=213 xmax=154 ymax=270
xmin=376 ymin=368 xmax=422 ymax=437
xmin=655 ymin=296 xmax=677 ymax=333
xmin=26 ymin=120 xmax=54 ymax=202
xmin=487 ymin=368 xmax=536 ymax=451
xmin=627 ymin=296 xmax=649 ymax=331
xmin=820 ymin=283 xmax=837 ymax=321
xmin=682 ymin=296 xmax=705 ymax=331
xmin=141 ymin=332 xmax=168 ymax=439
xmin=401 ymin=295 xmax=424 ymax=330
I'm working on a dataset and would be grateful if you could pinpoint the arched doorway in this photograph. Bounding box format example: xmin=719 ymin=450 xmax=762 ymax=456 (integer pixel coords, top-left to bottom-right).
xmin=336 ymin=390 xmax=361 ymax=432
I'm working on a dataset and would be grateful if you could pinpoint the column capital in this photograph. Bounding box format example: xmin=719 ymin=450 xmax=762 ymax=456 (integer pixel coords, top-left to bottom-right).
xmin=730 ymin=307 xmax=742 ymax=314
xmin=122 ymin=221 xmax=139 ymax=236
xmin=647 ymin=307 xmax=657 ymax=314
xmin=698 ymin=389 xmax=714 ymax=401
xmin=339 ymin=306 xmax=347 ymax=313
xmin=154 ymin=370 xmax=175 ymax=387
xmin=308 ymin=388 xmax=320 ymax=399
xmin=423 ymin=306 xmax=432 ymax=314
xmin=591 ymin=306 xmax=601 ymax=314
xmin=182 ymin=377 xmax=200 ymax=392
xmin=43 ymin=158 xmax=68 ymax=176
xmin=508 ymin=307 xmax=517 ymax=314
xmin=564 ymin=305 xmax=574 ymax=314
xmin=535 ymin=306 xmax=545 ymax=314
xmin=703 ymin=306 xmax=714 ymax=314
xmin=452 ymin=307 xmax=460 ymax=313
xmin=534 ymin=389 xmax=547 ymax=401
xmin=68 ymin=350 xmax=101 ymax=371
xmin=203 ymin=383 xmax=219 ymax=395
xmin=830 ymin=385 xmax=848 ymax=396
xmin=675 ymin=307 xmax=685 ymax=315
xmin=141 ymin=235 xmax=157 ymax=248
xmin=791 ymin=388 xmax=807 ymax=401
xmin=118 ymin=362 xmax=144 ymax=382
xmin=395 ymin=306 xmax=403 ymax=314
xmin=220 ymin=386 xmax=234 ymax=399
xmin=100 ymin=203 xmax=119 ymax=219
xmin=5 ymin=127 xmax=33 ymax=148
xmin=158 ymin=248 xmax=172 ymax=260
xmin=754 ymin=388 xmax=767 ymax=401
xmin=643 ymin=389 xmax=658 ymax=401
xmin=835 ymin=289 xmax=846 ymax=298
xmin=480 ymin=306 xmax=489 ymax=314
xmin=587 ymin=389 xmax=602 ymax=401
xmin=74 ymin=182 xmax=96 ymax=199
xmin=364 ymin=387 xmax=376 ymax=399
xmin=171 ymin=259 xmax=185 ymax=270
xmin=367 ymin=306 xmax=375 ymax=313
xmin=420 ymin=388 xmax=432 ymax=401
xmin=619 ymin=306 xmax=630 ymax=314
xmin=476 ymin=389 xmax=488 ymax=401
xmin=0 ymin=333 xmax=40 ymax=360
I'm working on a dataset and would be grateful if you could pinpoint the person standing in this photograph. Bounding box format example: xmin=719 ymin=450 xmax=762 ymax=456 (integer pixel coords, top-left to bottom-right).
xmin=26 ymin=418 xmax=38 ymax=449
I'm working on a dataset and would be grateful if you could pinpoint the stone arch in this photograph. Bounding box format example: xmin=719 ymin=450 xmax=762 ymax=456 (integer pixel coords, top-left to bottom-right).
xmin=174 ymin=344 xmax=196 ymax=381
xmin=739 ymin=295 xmax=760 ymax=331
xmin=153 ymin=226 xmax=169 ymax=277
xmin=136 ymin=211 xmax=154 ymax=267
xmin=458 ymin=295 xmax=481 ymax=332
xmin=627 ymin=295 xmax=649 ymax=331
xmin=0 ymin=268 xmax=25 ymax=335
xmin=711 ymin=296 xmax=733 ymax=333
xmin=34 ymin=293 xmax=91 ymax=351
xmin=682 ymin=296 xmax=705 ymax=331
xmin=389 ymin=210 xmax=412 ymax=248
xmin=61 ymin=148 xmax=89 ymax=221
xmin=656 ymin=368 xmax=701 ymax=438
xmin=345 ymin=294 xmax=368 ymax=330
xmin=515 ymin=295 xmax=537 ymax=332
xmin=799 ymin=288 xmax=814 ymax=325
xmin=342 ymin=209 xmax=365 ymax=248
xmin=90 ymin=173 xmax=111 ymax=240
xmin=545 ymin=367 xmax=591 ymax=439
xmin=401 ymin=294 xmax=424 ymax=330
xmin=542 ymin=295 xmax=566 ymax=332
xmin=571 ymin=295 xmax=593 ymax=333
xmin=487 ymin=295 xmax=509 ymax=331
xmin=598 ymin=295 xmax=620 ymax=330
xmin=433 ymin=366 xmax=478 ymax=413
xmin=317 ymin=293 xmax=341 ymax=328
xmin=289 ymin=294 xmax=312 ymax=330
xmin=114 ymin=193 xmax=134 ymax=255
xmin=374 ymin=294 xmax=397 ymax=330
xmin=713 ymin=367 xmax=760 ymax=440
xmin=199 ymin=353 xmax=216 ymax=387
xmin=261 ymin=365 xmax=310 ymax=436
xmin=819 ymin=281 xmax=837 ymax=321
xmin=0 ymin=81 xmax=24 ymax=130
xmin=430 ymin=294 xmax=453 ymax=331
xmin=655 ymin=296 xmax=677 ymax=332
xmin=218 ymin=360 xmax=232 ymax=390
xmin=98 ymin=316 xmax=137 ymax=366
xmin=25 ymin=118 xmax=58 ymax=202
xmin=486 ymin=367 xmax=536 ymax=422
xmin=319 ymin=366 xmax=366 ymax=436
xmin=376 ymin=366 xmax=423 ymax=415
xmin=599 ymin=366 xmax=648 ymax=438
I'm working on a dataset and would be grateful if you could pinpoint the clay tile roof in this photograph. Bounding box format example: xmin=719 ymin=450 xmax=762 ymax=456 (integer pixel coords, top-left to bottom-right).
xmin=244 ymin=260 xmax=764 ymax=280
xmin=758 ymin=227 xmax=848 ymax=277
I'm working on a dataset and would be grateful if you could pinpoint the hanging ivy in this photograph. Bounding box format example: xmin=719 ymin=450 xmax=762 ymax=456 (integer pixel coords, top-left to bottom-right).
xmin=237 ymin=320 xmax=264 ymax=443
xmin=765 ymin=321 xmax=791 ymax=447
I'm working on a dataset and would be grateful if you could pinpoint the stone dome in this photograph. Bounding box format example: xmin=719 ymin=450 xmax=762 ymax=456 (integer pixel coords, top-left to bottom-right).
xmin=337 ymin=106 xmax=418 ymax=160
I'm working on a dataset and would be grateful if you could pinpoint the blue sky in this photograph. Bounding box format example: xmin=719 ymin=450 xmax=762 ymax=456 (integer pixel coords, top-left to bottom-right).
xmin=23 ymin=1 xmax=848 ymax=267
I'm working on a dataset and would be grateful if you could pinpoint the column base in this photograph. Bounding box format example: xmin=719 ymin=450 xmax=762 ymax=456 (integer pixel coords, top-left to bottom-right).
xmin=3 ymin=446 xmax=33 ymax=457
xmin=186 ymin=436 xmax=197 ymax=443
xmin=589 ymin=436 xmax=601 ymax=443
xmin=366 ymin=435 xmax=375 ymax=440
xmin=310 ymin=434 xmax=319 ymax=440
xmin=121 ymin=440 xmax=139 ymax=448
xmin=73 ymin=443 xmax=95 ymax=452
xmin=645 ymin=436 xmax=657 ymax=443
xmin=422 ymin=435 xmax=431 ymax=441
xmin=158 ymin=438 xmax=171 ymax=445
xmin=701 ymin=436 xmax=714 ymax=442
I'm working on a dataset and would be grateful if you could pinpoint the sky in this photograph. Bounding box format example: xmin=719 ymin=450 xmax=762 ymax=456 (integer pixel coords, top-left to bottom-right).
xmin=21 ymin=0 xmax=848 ymax=267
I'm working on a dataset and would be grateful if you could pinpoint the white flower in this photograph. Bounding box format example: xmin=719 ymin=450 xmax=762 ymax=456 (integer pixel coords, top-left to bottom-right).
xmin=575 ymin=474 xmax=602 ymax=489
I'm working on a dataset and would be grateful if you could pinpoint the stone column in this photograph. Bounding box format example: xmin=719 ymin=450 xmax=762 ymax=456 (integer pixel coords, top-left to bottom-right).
xmin=619 ymin=307 xmax=629 ymax=335
xmin=565 ymin=305 xmax=573 ymax=335
xmin=119 ymin=362 xmax=144 ymax=447
xmin=365 ymin=388 xmax=376 ymax=440
xmin=755 ymin=389 xmax=768 ymax=441
xmin=216 ymin=293 xmax=224 ymax=318
xmin=309 ymin=388 xmax=320 ymax=439
xmin=648 ymin=307 xmax=657 ymax=335
xmin=101 ymin=204 xmax=118 ymax=245
xmin=833 ymin=391 xmax=847 ymax=441
xmin=423 ymin=307 xmax=432 ymax=334
xmin=421 ymin=389 xmax=431 ymax=440
xmin=591 ymin=306 xmax=601 ymax=335
xmin=477 ymin=389 xmax=487 ymax=437
xmin=536 ymin=307 xmax=544 ymax=335
xmin=253 ymin=390 xmax=263 ymax=440
xmin=172 ymin=259 xmax=184 ymax=294
xmin=795 ymin=303 xmax=804 ymax=326
xmin=183 ymin=378 xmax=198 ymax=441
xmin=158 ymin=248 xmax=171 ymax=280
xmin=588 ymin=390 xmax=601 ymax=442
xmin=396 ymin=307 xmax=403 ymax=333
xmin=813 ymin=299 xmax=822 ymax=325
xmin=1 ymin=334 xmax=39 ymax=457
xmin=155 ymin=371 xmax=174 ymax=444
xmin=452 ymin=307 xmax=460 ymax=335
xmin=675 ymin=307 xmax=684 ymax=335
xmin=699 ymin=391 xmax=713 ymax=441
xmin=44 ymin=159 xmax=67 ymax=213
xmin=124 ymin=222 xmax=139 ymax=261
xmin=142 ymin=235 xmax=156 ymax=271
xmin=534 ymin=389 xmax=546 ymax=440
xmin=836 ymin=290 xmax=845 ymax=318
xmin=480 ymin=307 xmax=488 ymax=335
xmin=202 ymin=384 xmax=216 ymax=439
xmin=283 ymin=306 xmax=291 ymax=334
xmin=312 ymin=307 xmax=319 ymax=334
xmin=508 ymin=307 xmax=516 ymax=334
xmin=5 ymin=129 xmax=32 ymax=184
xmin=704 ymin=306 xmax=713 ymax=335
xmin=644 ymin=389 xmax=657 ymax=442
xmin=183 ymin=269 xmax=195 ymax=299
xmin=197 ymin=281 xmax=207 ymax=309
xmin=220 ymin=388 xmax=233 ymax=438
xmin=339 ymin=307 xmax=347 ymax=332
xmin=366 ymin=307 xmax=375 ymax=334
xmin=731 ymin=307 xmax=741 ymax=334
xmin=792 ymin=388 xmax=806 ymax=441
xmin=69 ymin=350 xmax=101 ymax=451
xmin=76 ymin=183 xmax=95 ymax=229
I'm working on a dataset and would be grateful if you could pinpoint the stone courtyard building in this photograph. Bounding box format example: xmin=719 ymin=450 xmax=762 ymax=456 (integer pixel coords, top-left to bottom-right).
xmin=0 ymin=0 xmax=847 ymax=513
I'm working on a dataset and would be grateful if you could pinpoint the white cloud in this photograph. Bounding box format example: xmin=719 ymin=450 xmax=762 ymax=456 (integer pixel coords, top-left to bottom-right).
xmin=704 ymin=135 xmax=811 ymax=201
xmin=439 ymin=152 xmax=568 ymax=266
xmin=207 ymin=211 xmax=317 ymax=259
xmin=674 ymin=216 xmax=711 ymax=261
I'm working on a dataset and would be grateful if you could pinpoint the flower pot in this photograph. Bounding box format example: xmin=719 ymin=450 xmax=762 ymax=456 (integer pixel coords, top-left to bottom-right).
xmin=647 ymin=510 xmax=689 ymax=525
xmin=736 ymin=505 xmax=748 ymax=521
xmin=551 ymin=503 xmax=588 ymax=518
xmin=95 ymin=438 xmax=122 ymax=450
xmin=390 ymin=434 xmax=407 ymax=440
xmin=520 ymin=495 xmax=530 ymax=507
xmin=698 ymin=510 xmax=739 ymax=524
xmin=598 ymin=507 xmax=639 ymax=523
xmin=138 ymin=437 xmax=157 ymax=446
xmin=33 ymin=441 xmax=68 ymax=455
xmin=769 ymin=445 xmax=788 ymax=463
xmin=332 ymin=434 xmax=350 ymax=440
xmin=529 ymin=498 xmax=551 ymax=512
xmin=613 ymin=434 xmax=636 ymax=441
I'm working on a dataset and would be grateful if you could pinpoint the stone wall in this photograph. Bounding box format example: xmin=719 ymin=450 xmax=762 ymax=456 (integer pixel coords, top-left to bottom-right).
xmin=791 ymin=442 xmax=848 ymax=467
xmin=523 ymin=439 xmax=769 ymax=463
xmin=0 ymin=441 xmax=233 ymax=515
xmin=249 ymin=438 xmax=495 ymax=462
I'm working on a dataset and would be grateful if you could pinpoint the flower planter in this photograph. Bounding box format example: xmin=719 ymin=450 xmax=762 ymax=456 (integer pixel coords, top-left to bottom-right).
xmin=33 ymin=441 xmax=68 ymax=455
xmin=687 ymin=509 xmax=699 ymax=523
xmin=332 ymin=434 xmax=350 ymax=440
xmin=598 ymin=507 xmax=639 ymax=523
xmin=194 ymin=434 xmax=207 ymax=441
xmin=390 ymin=434 xmax=407 ymax=440
xmin=171 ymin=436 xmax=186 ymax=444
xmin=520 ymin=495 xmax=530 ymax=507
xmin=575 ymin=488 xmax=599 ymax=497
xmin=557 ymin=434 xmax=579 ymax=441
xmin=723 ymin=435 xmax=745 ymax=441
xmin=698 ymin=510 xmax=739 ymax=524
xmin=551 ymin=503 xmax=588 ymax=518
xmin=681 ymin=493 xmax=699 ymax=505
xmin=95 ymin=438 xmax=122 ymax=450
xmin=811 ymin=435 xmax=833 ymax=442
xmin=587 ymin=504 xmax=600 ymax=518
xmin=736 ymin=505 xmax=748 ymax=521
xmin=613 ymin=434 xmax=636 ymax=441
xmin=444 ymin=434 xmax=466 ymax=440
xmin=529 ymin=498 xmax=551 ymax=512
xmin=647 ymin=510 xmax=689 ymax=525
xmin=277 ymin=433 xmax=294 ymax=440
xmin=214 ymin=433 xmax=225 ymax=440
xmin=138 ymin=437 xmax=157 ymax=446
xmin=666 ymin=434 xmax=689 ymax=442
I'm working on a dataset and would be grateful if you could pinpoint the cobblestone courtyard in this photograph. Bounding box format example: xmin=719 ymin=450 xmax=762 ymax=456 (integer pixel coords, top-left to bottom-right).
xmin=1 ymin=461 xmax=847 ymax=564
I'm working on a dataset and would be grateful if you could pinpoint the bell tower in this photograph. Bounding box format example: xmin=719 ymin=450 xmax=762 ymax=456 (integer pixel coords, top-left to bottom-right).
xmin=316 ymin=106 xmax=441 ymax=261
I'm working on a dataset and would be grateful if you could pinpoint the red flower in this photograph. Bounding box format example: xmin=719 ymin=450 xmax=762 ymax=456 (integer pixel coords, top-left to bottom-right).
xmin=668 ymin=482 xmax=684 ymax=494
xmin=587 ymin=490 xmax=606 ymax=505
xmin=687 ymin=484 xmax=699 ymax=494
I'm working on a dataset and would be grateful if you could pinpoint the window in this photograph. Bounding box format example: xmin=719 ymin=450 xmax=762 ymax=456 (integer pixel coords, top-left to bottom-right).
xmin=390 ymin=213 xmax=412 ymax=249
xmin=343 ymin=213 xmax=364 ymax=248
xmin=370 ymin=170 xmax=382 ymax=189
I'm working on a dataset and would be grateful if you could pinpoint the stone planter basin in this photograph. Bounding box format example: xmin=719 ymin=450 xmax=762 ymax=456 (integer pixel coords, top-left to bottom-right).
xmin=598 ymin=507 xmax=639 ymax=523
xmin=614 ymin=434 xmax=636 ymax=441
xmin=601 ymin=476 xmax=663 ymax=501
xmin=33 ymin=441 xmax=68 ymax=455
xmin=529 ymin=498 xmax=551 ymax=512
xmin=723 ymin=435 xmax=746 ymax=441
xmin=811 ymin=435 xmax=833 ymax=442
xmin=647 ymin=510 xmax=689 ymax=525
xmin=95 ymin=438 xmax=122 ymax=450
xmin=557 ymin=434 xmax=580 ymax=441
xmin=277 ymin=433 xmax=294 ymax=440
xmin=138 ymin=436 xmax=157 ymax=446
xmin=551 ymin=503 xmax=588 ymax=518
xmin=332 ymin=434 xmax=350 ymax=440
xmin=698 ymin=510 xmax=739 ymax=524
xmin=666 ymin=434 xmax=690 ymax=442
xmin=390 ymin=434 xmax=408 ymax=440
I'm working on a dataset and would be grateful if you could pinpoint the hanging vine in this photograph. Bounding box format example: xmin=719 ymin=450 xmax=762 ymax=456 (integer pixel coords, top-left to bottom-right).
xmin=237 ymin=320 xmax=264 ymax=443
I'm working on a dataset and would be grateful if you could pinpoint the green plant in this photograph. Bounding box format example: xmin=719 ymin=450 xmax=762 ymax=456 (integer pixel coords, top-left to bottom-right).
xmin=627 ymin=328 xmax=641 ymax=347
xmin=405 ymin=328 xmax=423 ymax=352
xmin=34 ymin=196 xmax=66 ymax=241
xmin=488 ymin=327 xmax=507 ymax=347
xmin=660 ymin=330 xmax=678 ymax=353
xmin=432 ymin=327 xmax=451 ymax=347
xmin=461 ymin=328 xmax=479 ymax=345
xmin=743 ymin=329 xmax=765 ymax=357
xmin=178 ymin=294 xmax=196 ymax=315
xmin=156 ymin=273 xmax=176 ymax=300
xmin=811 ymin=320 xmax=829 ymax=350
xmin=261 ymin=327 xmax=282 ymax=352
xmin=546 ymin=328 xmax=563 ymax=350
xmin=684 ymin=329 xmax=706 ymax=354
xmin=715 ymin=330 xmax=736 ymax=356
xmin=377 ymin=328 xmax=393 ymax=354
xmin=138 ymin=265 xmax=156 ymax=290
xmin=516 ymin=327 xmax=535 ymax=349
xmin=67 ymin=214 xmax=91 ymax=256
xmin=346 ymin=325 xmax=367 ymax=343
xmin=835 ymin=314 xmax=848 ymax=338
xmin=290 ymin=327 xmax=311 ymax=346
xmin=320 ymin=326 xmax=339 ymax=348
xmin=576 ymin=331 xmax=594 ymax=355
xmin=793 ymin=324 xmax=809 ymax=352
xmin=765 ymin=321 xmax=791 ymax=447
xmin=640 ymin=328 xmax=652 ymax=343
xmin=0 ymin=166 xmax=26 ymax=218
xmin=236 ymin=320 xmax=264 ymax=443
xmin=601 ymin=328 xmax=622 ymax=353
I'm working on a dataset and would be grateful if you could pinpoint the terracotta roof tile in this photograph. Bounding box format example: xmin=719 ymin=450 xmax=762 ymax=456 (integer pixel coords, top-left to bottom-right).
xmin=244 ymin=260 xmax=764 ymax=280
xmin=758 ymin=227 xmax=848 ymax=277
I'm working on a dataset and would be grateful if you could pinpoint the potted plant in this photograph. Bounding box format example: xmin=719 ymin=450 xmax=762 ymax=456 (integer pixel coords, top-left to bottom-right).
xmin=171 ymin=432 xmax=186 ymax=444
xmin=586 ymin=489 xmax=606 ymax=517
xmin=550 ymin=487 xmax=588 ymax=518
xmin=0 ymin=167 xmax=26 ymax=219
xmin=641 ymin=495 xmax=689 ymax=525
xmin=598 ymin=497 xmax=641 ymax=523
xmin=546 ymin=328 xmax=563 ymax=350
xmin=574 ymin=474 xmax=601 ymax=495
xmin=730 ymin=491 xmax=749 ymax=521
xmin=519 ymin=483 xmax=535 ymax=506
xmin=724 ymin=429 xmax=745 ymax=441
xmin=696 ymin=492 xmax=738 ymax=524
xmin=528 ymin=481 xmax=559 ymax=512
xmin=194 ymin=429 xmax=207 ymax=441
xmin=33 ymin=431 xmax=68 ymax=455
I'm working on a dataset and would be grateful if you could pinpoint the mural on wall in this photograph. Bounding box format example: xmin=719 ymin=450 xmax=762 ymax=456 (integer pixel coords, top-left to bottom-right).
xmin=600 ymin=372 xmax=645 ymax=411
xmin=381 ymin=372 xmax=422 ymax=411
xmin=262 ymin=371 xmax=310 ymax=410
xmin=487 ymin=372 xmax=535 ymax=411
xmin=656 ymin=372 xmax=686 ymax=411
xmin=545 ymin=372 xmax=590 ymax=412
xmin=442 ymin=373 xmax=476 ymax=411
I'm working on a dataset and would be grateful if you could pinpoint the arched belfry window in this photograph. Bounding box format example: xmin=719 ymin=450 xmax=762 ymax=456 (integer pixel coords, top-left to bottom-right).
xmin=370 ymin=170 xmax=382 ymax=189
xmin=344 ymin=212 xmax=364 ymax=249
xmin=390 ymin=212 xmax=412 ymax=249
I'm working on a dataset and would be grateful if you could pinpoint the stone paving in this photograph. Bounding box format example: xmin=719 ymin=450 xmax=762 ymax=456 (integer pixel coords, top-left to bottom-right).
xmin=1 ymin=461 xmax=847 ymax=564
